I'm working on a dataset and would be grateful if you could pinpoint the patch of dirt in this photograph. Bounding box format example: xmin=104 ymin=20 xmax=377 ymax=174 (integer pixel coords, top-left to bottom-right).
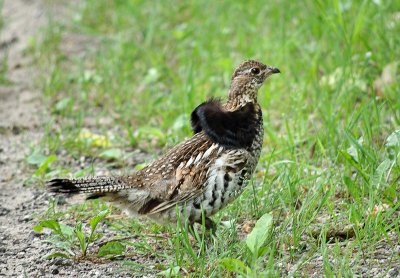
xmin=0 ymin=1 xmax=134 ymax=277
xmin=0 ymin=0 xmax=46 ymax=276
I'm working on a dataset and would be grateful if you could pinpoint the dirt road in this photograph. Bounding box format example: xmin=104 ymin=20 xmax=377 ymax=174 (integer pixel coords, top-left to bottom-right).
xmin=0 ymin=1 xmax=132 ymax=277
xmin=0 ymin=0 xmax=48 ymax=276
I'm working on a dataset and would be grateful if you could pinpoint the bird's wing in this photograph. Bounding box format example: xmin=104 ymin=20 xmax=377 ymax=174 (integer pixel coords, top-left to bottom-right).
xmin=124 ymin=133 xmax=222 ymax=215
xmin=190 ymin=99 xmax=260 ymax=149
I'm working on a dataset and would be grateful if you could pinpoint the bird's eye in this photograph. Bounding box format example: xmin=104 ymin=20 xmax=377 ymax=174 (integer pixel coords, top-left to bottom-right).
xmin=251 ymin=67 xmax=260 ymax=75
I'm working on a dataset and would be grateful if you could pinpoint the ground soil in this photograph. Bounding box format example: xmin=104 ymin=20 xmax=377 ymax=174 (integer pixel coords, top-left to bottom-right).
xmin=0 ymin=1 xmax=135 ymax=277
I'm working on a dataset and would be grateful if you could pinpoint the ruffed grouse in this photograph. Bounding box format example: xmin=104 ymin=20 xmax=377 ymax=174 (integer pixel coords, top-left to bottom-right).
xmin=48 ymin=60 xmax=280 ymax=230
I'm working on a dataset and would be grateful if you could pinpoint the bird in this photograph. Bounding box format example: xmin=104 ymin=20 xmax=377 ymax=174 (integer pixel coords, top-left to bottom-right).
xmin=48 ymin=60 xmax=280 ymax=232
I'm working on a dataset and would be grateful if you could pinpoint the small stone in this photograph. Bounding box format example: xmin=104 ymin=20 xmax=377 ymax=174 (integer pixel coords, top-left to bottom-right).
xmin=15 ymin=265 xmax=23 ymax=273
xmin=51 ymin=268 xmax=59 ymax=275
xmin=22 ymin=215 xmax=32 ymax=222
xmin=0 ymin=207 xmax=10 ymax=216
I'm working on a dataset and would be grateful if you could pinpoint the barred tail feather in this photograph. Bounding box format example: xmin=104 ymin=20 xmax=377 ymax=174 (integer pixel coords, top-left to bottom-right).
xmin=47 ymin=176 xmax=127 ymax=195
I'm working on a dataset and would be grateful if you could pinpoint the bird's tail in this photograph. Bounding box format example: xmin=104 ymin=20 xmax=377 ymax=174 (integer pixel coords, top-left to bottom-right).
xmin=47 ymin=176 xmax=128 ymax=195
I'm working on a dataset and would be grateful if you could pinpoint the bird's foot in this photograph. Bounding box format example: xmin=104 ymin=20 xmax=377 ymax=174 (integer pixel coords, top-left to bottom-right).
xmin=192 ymin=217 xmax=218 ymax=236
xmin=204 ymin=217 xmax=217 ymax=235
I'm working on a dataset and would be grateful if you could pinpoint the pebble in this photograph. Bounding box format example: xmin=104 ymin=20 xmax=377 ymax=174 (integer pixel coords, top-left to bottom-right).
xmin=15 ymin=265 xmax=23 ymax=273
xmin=0 ymin=234 xmax=9 ymax=240
xmin=22 ymin=215 xmax=33 ymax=222
xmin=0 ymin=207 xmax=10 ymax=216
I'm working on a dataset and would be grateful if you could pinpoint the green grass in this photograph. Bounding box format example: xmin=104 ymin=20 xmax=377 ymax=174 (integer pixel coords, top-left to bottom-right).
xmin=30 ymin=0 xmax=400 ymax=276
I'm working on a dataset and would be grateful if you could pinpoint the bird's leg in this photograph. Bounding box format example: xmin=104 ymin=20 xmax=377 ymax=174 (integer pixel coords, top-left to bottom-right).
xmin=196 ymin=217 xmax=217 ymax=236
xmin=189 ymin=217 xmax=218 ymax=237
xmin=205 ymin=217 xmax=217 ymax=233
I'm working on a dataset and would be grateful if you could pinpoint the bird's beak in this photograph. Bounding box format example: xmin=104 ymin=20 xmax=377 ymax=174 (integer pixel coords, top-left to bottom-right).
xmin=262 ymin=66 xmax=280 ymax=80
xmin=268 ymin=66 xmax=280 ymax=74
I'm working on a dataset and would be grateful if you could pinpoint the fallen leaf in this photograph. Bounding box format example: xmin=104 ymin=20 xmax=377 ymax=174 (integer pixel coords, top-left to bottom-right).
xmin=370 ymin=204 xmax=390 ymax=217
xmin=241 ymin=220 xmax=255 ymax=234
xmin=246 ymin=213 xmax=273 ymax=254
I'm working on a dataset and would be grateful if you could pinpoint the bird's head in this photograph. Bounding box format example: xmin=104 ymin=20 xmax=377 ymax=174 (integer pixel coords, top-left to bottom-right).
xmin=228 ymin=60 xmax=280 ymax=106
xmin=232 ymin=60 xmax=280 ymax=88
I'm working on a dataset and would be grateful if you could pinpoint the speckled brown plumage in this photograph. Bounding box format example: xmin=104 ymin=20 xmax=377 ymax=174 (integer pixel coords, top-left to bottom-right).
xmin=48 ymin=60 xmax=280 ymax=230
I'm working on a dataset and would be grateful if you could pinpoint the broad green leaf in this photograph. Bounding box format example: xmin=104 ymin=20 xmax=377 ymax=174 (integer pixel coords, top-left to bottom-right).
xmin=246 ymin=213 xmax=273 ymax=254
xmin=35 ymin=154 xmax=56 ymax=176
xmin=44 ymin=252 xmax=72 ymax=260
xmin=26 ymin=150 xmax=47 ymax=166
xmin=60 ymin=224 xmax=75 ymax=237
xmin=89 ymin=209 xmax=110 ymax=232
xmin=371 ymin=159 xmax=391 ymax=188
xmin=134 ymin=163 xmax=147 ymax=171
xmin=136 ymin=127 xmax=166 ymax=144
xmin=74 ymin=223 xmax=87 ymax=253
xmin=219 ymin=258 xmax=251 ymax=276
xmin=99 ymin=149 xmax=123 ymax=161
xmin=33 ymin=224 xmax=43 ymax=233
xmin=339 ymin=150 xmax=368 ymax=182
xmin=39 ymin=220 xmax=62 ymax=234
xmin=55 ymin=97 xmax=72 ymax=112
xmin=97 ymin=241 xmax=125 ymax=257
xmin=45 ymin=235 xmax=75 ymax=255
xmin=172 ymin=114 xmax=188 ymax=131
xmin=385 ymin=129 xmax=400 ymax=148
xmin=385 ymin=129 xmax=400 ymax=160
xmin=346 ymin=137 xmax=363 ymax=163
xmin=44 ymin=168 xmax=65 ymax=179
xmin=157 ymin=266 xmax=180 ymax=277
